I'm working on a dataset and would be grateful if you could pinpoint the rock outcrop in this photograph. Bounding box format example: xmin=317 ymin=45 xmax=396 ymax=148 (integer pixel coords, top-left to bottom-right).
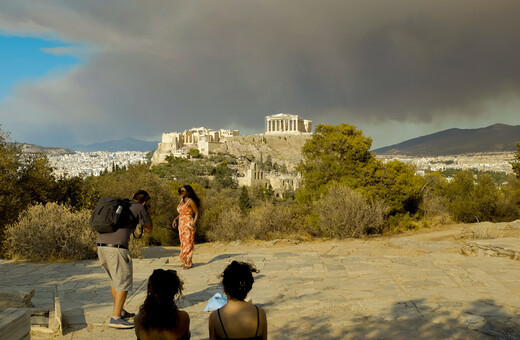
xmin=215 ymin=134 xmax=311 ymax=171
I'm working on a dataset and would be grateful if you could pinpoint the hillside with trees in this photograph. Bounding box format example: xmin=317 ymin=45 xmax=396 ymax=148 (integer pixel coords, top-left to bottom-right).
xmin=2 ymin=124 xmax=520 ymax=261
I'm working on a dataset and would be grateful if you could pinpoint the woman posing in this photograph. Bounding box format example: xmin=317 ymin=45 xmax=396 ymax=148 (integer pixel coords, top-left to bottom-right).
xmin=209 ymin=261 xmax=268 ymax=340
xmin=135 ymin=269 xmax=190 ymax=340
xmin=172 ymin=185 xmax=199 ymax=269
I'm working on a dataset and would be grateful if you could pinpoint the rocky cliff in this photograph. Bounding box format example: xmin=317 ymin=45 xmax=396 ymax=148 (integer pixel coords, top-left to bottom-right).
xmin=215 ymin=134 xmax=311 ymax=171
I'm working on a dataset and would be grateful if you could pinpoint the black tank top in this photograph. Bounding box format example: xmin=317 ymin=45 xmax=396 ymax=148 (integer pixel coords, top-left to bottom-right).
xmin=216 ymin=305 xmax=262 ymax=340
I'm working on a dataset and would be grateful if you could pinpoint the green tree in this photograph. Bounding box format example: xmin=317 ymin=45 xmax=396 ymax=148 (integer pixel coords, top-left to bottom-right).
xmin=260 ymin=155 xmax=273 ymax=172
xmin=360 ymin=160 xmax=423 ymax=217
xmin=0 ymin=128 xmax=22 ymax=247
xmin=474 ymin=174 xmax=498 ymax=221
xmin=496 ymin=174 xmax=520 ymax=221
xmin=446 ymin=170 xmax=479 ymax=222
xmin=154 ymin=156 xmax=211 ymax=187
xmin=18 ymin=154 xmax=56 ymax=204
xmin=297 ymin=123 xmax=375 ymax=201
xmin=54 ymin=177 xmax=93 ymax=210
xmin=511 ymin=142 xmax=520 ymax=179
xmin=238 ymin=186 xmax=252 ymax=213
xmin=211 ymin=162 xmax=236 ymax=190
xmin=297 ymin=123 xmax=423 ymax=226
xmin=188 ymin=148 xmax=201 ymax=158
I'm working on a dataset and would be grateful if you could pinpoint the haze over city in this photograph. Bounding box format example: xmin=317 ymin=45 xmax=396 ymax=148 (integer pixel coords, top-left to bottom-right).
xmin=1 ymin=1 xmax=519 ymax=149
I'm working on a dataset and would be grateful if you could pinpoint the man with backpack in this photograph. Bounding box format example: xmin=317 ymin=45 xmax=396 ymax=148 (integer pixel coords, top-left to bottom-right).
xmin=95 ymin=190 xmax=153 ymax=329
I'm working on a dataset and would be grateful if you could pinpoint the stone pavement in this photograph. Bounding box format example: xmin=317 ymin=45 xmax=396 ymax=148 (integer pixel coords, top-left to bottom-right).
xmin=1 ymin=222 xmax=520 ymax=339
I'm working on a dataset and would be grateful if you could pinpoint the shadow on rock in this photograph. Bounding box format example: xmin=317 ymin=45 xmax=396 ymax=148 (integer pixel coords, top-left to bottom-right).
xmin=271 ymin=298 xmax=520 ymax=339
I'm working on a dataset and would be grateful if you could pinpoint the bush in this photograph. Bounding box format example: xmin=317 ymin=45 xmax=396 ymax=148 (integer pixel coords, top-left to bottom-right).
xmin=245 ymin=204 xmax=305 ymax=240
xmin=197 ymin=188 xmax=237 ymax=242
xmin=313 ymin=186 xmax=387 ymax=238
xmin=3 ymin=203 xmax=97 ymax=261
xmin=202 ymin=189 xmax=309 ymax=241
xmin=419 ymin=195 xmax=452 ymax=226
xmin=207 ymin=205 xmax=248 ymax=241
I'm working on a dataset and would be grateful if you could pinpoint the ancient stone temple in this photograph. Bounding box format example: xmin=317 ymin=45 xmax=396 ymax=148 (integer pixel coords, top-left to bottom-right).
xmin=151 ymin=127 xmax=239 ymax=165
xmin=265 ymin=113 xmax=312 ymax=135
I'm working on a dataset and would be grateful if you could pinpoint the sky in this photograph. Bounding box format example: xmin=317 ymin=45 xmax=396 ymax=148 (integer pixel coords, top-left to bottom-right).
xmin=0 ymin=1 xmax=519 ymax=150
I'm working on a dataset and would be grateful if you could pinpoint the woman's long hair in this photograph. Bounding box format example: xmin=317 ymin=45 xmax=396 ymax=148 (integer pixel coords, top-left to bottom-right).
xmin=179 ymin=185 xmax=200 ymax=208
xmin=138 ymin=269 xmax=183 ymax=331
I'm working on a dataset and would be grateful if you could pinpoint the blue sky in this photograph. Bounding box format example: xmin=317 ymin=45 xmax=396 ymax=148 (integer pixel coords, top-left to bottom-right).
xmin=0 ymin=1 xmax=519 ymax=149
xmin=0 ymin=35 xmax=80 ymax=102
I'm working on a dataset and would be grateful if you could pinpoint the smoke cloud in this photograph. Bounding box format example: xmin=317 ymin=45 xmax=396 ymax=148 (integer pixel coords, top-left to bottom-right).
xmin=1 ymin=0 xmax=519 ymax=148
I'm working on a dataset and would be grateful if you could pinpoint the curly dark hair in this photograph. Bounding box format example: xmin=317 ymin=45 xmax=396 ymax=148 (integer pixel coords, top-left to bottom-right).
xmin=221 ymin=261 xmax=259 ymax=301
xmin=178 ymin=185 xmax=200 ymax=207
xmin=138 ymin=269 xmax=183 ymax=331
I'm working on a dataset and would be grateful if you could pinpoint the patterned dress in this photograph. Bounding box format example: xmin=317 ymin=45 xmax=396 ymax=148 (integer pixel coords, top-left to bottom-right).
xmin=177 ymin=199 xmax=195 ymax=268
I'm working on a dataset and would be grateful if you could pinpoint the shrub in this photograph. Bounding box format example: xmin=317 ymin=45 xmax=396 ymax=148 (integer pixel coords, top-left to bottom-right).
xmin=495 ymin=176 xmax=520 ymax=221
xmin=197 ymin=188 xmax=238 ymax=242
xmin=419 ymin=195 xmax=452 ymax=226
xmin=3 ymin=203 xmax=96 ymax=261
xmin=313 ymin=186 xmax=387 ymax=238
xmin=245 ymin=204 xmax=304 ymax=240
xmin=202 ymin=189 xmax=310 ymax=241
xmin=207 ymin=205 xmax=248 ymax=241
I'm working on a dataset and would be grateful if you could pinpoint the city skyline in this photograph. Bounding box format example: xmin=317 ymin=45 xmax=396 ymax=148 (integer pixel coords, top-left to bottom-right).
xmin=1 ymin=1 xmax=520 ymax=149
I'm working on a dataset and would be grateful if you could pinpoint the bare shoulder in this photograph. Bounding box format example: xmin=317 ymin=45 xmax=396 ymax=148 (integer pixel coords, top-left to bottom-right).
xmin=208 ymin=309 xmax=218 ymax=322
xmin=257 ymin=305 xmax=267 ymax=319
xmin=178 ymin=310 xmax=190 ymax=323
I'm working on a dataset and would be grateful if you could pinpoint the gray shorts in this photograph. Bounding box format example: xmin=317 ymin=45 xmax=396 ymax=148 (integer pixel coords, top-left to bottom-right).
xmin=98 ymin=247 xmax=133 ymax=292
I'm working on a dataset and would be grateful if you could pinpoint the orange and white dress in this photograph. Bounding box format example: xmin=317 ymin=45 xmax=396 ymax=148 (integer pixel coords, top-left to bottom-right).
xmin=177 ymin=199 xmax=195 ymax=268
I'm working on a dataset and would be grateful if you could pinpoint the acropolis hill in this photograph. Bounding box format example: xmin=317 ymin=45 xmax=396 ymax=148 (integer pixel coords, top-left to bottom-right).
xmin=151 ymin=114 xmax=313 ymax=171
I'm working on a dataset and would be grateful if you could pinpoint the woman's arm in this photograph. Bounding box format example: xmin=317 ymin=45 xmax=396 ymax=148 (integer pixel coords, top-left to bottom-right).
xmin=179 ymin=310 xmax=191 ymax=340
xmin=208 ymin=311 xmax=217 ymax=340
xmin=259 ymin=307 xmax=268 ymax=340
xmin=188 ymin=200 xmax=199 ymax=226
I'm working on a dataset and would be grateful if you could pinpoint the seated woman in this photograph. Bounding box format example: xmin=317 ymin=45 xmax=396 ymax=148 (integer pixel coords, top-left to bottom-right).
xmin=209 ymin=261 xmax=267 ymax=340
xmin=135 ymin=269 xmax=190 ymax=340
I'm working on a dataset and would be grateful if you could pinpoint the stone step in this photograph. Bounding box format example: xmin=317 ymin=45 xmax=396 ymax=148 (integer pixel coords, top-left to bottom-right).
xmin=0 ymin=308 xmax=31 ymax=340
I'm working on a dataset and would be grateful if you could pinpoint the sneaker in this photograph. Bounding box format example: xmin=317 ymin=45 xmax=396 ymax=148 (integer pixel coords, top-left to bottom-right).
xmin=121 ymin=309 xmax=135 ymax=319
xmin=108 ymin=317 xmax=134 ymax=329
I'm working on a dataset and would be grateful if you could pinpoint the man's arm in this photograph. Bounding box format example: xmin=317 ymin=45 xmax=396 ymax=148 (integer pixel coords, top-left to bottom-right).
xmin=143 ymin=205 xmax=153 ymax=233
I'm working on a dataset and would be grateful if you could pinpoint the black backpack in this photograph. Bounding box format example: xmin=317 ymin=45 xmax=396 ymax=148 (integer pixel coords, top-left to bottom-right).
xmin=90 ymin=197 xmax=133 ymax=233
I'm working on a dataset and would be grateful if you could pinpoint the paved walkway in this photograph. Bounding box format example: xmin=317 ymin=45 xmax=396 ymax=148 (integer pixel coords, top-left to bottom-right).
xmin=1 ymin=222 xmax=520 ymax=339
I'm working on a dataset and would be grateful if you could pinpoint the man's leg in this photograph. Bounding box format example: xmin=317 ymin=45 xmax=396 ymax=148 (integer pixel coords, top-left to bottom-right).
xmin=111 ymin=286 xmax=128 ymax=317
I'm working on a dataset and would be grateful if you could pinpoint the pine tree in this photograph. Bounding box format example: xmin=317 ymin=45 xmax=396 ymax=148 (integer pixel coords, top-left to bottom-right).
xmin=238 ymin=186 xmax=252 ymax=213
xmin=511 ymin=142 xmax=520 ymax=179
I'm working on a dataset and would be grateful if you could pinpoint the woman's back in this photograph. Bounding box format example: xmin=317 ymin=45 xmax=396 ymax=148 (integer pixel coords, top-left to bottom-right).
xmin=210 ymin=302 xmax=267 ymax=340
xmin=135 ymin=310 xmax=190 ymax=340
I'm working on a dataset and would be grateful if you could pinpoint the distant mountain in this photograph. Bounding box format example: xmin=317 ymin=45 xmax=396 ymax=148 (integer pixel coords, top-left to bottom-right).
xmin=17 ymin=143 xmax=75 ymax=155
xmin=373 ymin=123 xmax=520 ymax=156
xmin=69 ymin=137 xmax=159 ymax=152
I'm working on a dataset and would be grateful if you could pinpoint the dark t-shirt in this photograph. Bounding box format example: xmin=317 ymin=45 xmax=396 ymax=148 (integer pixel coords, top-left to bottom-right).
xmin=97 ymin=201 xmax=151 ymax=248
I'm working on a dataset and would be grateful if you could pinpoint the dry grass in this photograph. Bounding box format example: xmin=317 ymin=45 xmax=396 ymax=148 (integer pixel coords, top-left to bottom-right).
xmin=457 ymin=224 xmax=504 ymax=240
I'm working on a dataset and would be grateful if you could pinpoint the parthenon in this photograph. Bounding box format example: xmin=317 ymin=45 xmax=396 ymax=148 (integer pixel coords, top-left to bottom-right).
xmin=265 ymin=113 xmax=312 ymax=135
